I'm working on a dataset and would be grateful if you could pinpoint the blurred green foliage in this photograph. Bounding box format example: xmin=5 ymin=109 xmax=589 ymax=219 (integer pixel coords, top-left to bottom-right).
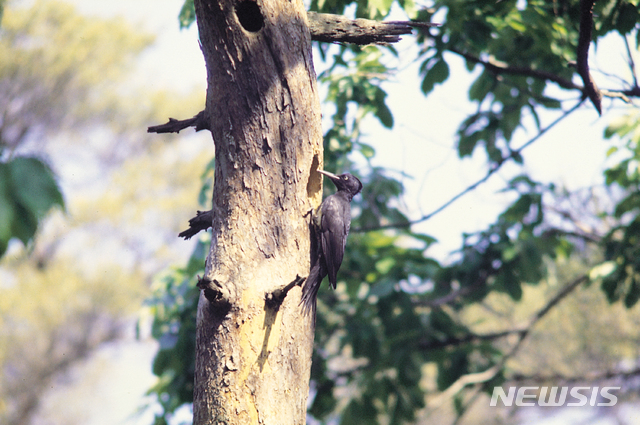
xmin=0 ymin=0 xmax=154 ymax=259
xmin=150 ymin=0 xmax=640 ymax=423
xmin=147 ymin=160 xmax=214 ymax=425
xmin=603 ymin=110 xmax=640 ymax=308
xmin=0 ymin=2 xmax=189 ymax=424
xmin=0 ymin=157 xmax=63 ymax=256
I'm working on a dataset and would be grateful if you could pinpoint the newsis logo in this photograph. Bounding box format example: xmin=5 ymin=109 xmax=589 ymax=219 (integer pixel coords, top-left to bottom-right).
xmin=490 ymin=386 xmax=621 ymax=407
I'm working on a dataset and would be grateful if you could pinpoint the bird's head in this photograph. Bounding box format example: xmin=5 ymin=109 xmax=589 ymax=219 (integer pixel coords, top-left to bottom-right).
xmin=318 ymin=170 xmax=363 ymax=198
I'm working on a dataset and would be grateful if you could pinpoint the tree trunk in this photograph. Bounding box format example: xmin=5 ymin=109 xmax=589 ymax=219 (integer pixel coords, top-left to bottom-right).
xmin=192 ymin=0 xmax=323 ymax=423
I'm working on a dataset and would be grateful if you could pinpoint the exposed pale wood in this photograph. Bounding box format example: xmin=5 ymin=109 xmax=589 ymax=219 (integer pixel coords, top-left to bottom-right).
xmin=192 ymin=0 xmax=322 ymax=423
xmin=308 ymin=11 xmax=414 ymax=44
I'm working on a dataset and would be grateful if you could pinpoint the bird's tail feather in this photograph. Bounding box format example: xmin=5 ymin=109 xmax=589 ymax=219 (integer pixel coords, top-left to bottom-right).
xmin=301 ymin=262 xmax=325 ymax=319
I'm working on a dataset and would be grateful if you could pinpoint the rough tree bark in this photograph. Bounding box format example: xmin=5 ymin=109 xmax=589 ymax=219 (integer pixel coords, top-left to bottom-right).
xmin=146 ymin=3 xmax=426 ymax=422
xmin=153 ymin=1 xmax=431 ymax=423
xmin=191 ymin=0 xmax=322 ymax=423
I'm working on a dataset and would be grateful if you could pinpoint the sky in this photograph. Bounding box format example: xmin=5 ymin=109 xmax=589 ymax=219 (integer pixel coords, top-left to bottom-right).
xmin=20 ymin=0 xmax=639 ymax=424
xmin=21 ymin=2 xmax=204 ymax=424
xmin=62 ymin=0 xmax=624 ymax=262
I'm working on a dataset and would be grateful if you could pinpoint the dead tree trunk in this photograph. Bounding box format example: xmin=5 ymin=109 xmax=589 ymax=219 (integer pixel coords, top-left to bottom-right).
xmin=191 ymin=0 xmax=322 ymax=423
xmin=146 ymin=1 xmax=433 ymax=423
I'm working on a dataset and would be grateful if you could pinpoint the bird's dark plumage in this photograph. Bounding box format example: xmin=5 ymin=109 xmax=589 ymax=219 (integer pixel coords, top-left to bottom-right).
xmin=301 ymin=170 xmax=362 ymax=317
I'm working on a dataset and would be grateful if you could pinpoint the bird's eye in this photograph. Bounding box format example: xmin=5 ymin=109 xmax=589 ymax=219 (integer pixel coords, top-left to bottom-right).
xmin=343 ymin=176 xmax=348 ymax=180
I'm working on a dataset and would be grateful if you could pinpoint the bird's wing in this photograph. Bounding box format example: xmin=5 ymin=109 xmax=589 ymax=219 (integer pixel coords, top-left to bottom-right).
xmin=319 ymin=195 xmax=349 ymax=288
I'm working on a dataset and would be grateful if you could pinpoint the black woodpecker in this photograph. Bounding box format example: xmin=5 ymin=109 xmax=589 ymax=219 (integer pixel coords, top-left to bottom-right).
xmin=301 ymin=170 xmax=363 ymax=317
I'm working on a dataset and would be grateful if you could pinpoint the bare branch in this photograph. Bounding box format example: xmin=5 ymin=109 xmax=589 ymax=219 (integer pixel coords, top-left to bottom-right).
xmin=510 ymin=365 xmax=640 ymax=385
xmin=419 ymin=328 xmax=526 ymax=351
xmin=576 ymin=0 xmax=602 ymax=114
xmin=600 ymin=89 xmax=631 ymax=103
xmin=530 ymin=274 xmax=588 ymax=323
xmin=414 ymin=283 xmax=480 ymax=309
xmin=624 ymin=35 xmax=639 ymax=88
xmin=449 ymin=47 xmax=581 ymax=90
xmin=620 ymin=86 xmax=640 ymax=97
xmin=354 ymin=100 xmax=584 ymax=233
xmin=148 ymin=16 xmax=442 ymax=131
xmin=543 ymin=228 xmax=602 ymax=244
xmin=429 ymin=273 xmax=589 ymax=407
xmin=308 ymin=12 xmax=440 ymax=45
xmin=148 ymin=110 xmax=208 ymax=134
xmin=178 ymin=209 xmax=214 ymax=239
xmin=450 ymin=47 xmax=635 ymax=104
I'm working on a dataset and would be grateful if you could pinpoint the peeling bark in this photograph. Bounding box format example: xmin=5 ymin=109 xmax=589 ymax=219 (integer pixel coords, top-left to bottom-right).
xmin=191 ymin=0 xmax=323 ymax=423
xmin=308 ymin=12 xmax=415 ymax=44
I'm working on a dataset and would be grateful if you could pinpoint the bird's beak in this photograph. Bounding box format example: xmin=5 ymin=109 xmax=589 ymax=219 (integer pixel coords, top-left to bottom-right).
xmin=318 ymin=170 xmax=339 ymax=180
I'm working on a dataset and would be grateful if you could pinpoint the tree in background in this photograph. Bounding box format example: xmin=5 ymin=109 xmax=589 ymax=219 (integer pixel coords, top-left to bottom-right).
xmin=0 ymin=0 xmax=154 ymax=256
xmin=0 ymin=2 xmax=207 ymax=424
xmin=141 ymin=0 xmax=640 ymax=423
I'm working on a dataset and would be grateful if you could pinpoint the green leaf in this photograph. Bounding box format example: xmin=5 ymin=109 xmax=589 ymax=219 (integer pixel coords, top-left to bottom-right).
xmin=309 ymin=377 xmax=337 ymax=418
xmin=9 ymin=203 xmax=38 ymax=246
xmin=506 ymin=17 xmax=527 ymax=32
xmin=340 ymin=398 xmax=377 ymax=425
xmin=502 ymin=194 xmax=534 ymax=222
xmin=179 ymin=0 xmax=195 ymax=29
xmin=501 ymin=272 xmax=524 ymax=300
xmin=625 ymin=279 xmax=640 ymax=308
xmin=421 ymin=59 xmax=450 ymax=95
xmin=198 ymin=157 xmax=215 ymax=206
xmin=369 ymin=280 xmax=396 ymax=297
xmin=614 ymin=2 xmax=638 ymax=34
xmin=397 ymin=0 xmax=417 ymax=19
xmin=358 ymin=142 xmax=376 ymax=158
xmin=457 ymin=113 xmax=484 ymax=157
xmin=0 ymin=157 xmax=63 ymax=257
xmin=436 ymin=350 xmax=468 ymax=390
xmin=375 ymin=100 xmax=394 ymax=128
xmin=367 ymin=0 xmax=394 ymax=18
xmin=0 ymin=164 xmax=15 ymax=255
xmin=601 ymin=272 xmax=620 ymax=303
xmin=511 ymin=150 xmax=524 ymax=164
xmin=468 ymin=71 xmax=494 ymax=102
xmin=9 ymin=157 xmax=64 ymax=220
xmin=375 ymin=257 xmax=396 ymax=274
xmin=538 ymin=97 xmax=562 ymax=109
xmin=604 ymin=113 xmax=637 ymax=139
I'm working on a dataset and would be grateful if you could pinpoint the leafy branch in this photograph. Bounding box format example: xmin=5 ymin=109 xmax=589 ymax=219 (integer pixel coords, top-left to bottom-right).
xmin=429 ymin=273 xmax=589 ymax=408
xmin=354 ymin=99 xmax=585 ymax=233
xmin=448 ymin=47 xmax=634 ymax=104
xmin=449 ymin=47 xmax=580 ymax=91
